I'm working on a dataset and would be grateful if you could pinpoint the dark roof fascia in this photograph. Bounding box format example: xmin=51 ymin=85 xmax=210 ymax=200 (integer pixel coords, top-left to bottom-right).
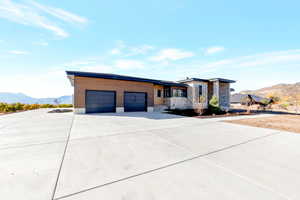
xmin=178 ymin=78 xmax=209 ymax=83
xmin=66 ymin=71 xmax=187 ymax=87
xmin=209 ymin=78 xmax=236 ymax=83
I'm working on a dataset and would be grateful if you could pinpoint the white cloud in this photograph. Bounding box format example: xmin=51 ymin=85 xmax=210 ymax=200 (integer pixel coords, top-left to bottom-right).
xmin=110 ymin=41 xmax=155 ymax=56
xmin=8 ymin=50 xmax=29 ymax=55
xmin=150 ymin=48 xmax=194 ymax=62
xmin=33 ymin=41 xmax=48 ymax=46
xmin=115 ymin=59 xmax=145 ymax=69
xmin=29 ymin=1 xmax=88 ymax=24
xmin=201 ymin=49 xmax=300 ymax=70
xmin=0 ymin=0 xmax=88 ymax=38
xmin=110 ymin=48 xmax=121 ymax=55
xmin=204 ymin=46 xmax=225 ymax=55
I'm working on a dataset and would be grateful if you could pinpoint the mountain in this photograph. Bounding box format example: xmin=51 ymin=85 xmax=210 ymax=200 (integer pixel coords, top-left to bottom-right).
xmin=0 ymin=92 xmax=72 ymax=104
xmin=241 ymin=82 xmax=300 ymax=100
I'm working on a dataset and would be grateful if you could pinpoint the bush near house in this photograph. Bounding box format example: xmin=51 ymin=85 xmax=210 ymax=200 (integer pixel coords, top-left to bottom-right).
xmin=207 ymin=95 xmax=226 ymax=115
xmin=0 ymin=103 xmax=73 ymax=113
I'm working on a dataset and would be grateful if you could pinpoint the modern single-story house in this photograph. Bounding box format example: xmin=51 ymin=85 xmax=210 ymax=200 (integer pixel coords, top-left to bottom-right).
xmin=66 ymin=71 xmax=235 ymax=114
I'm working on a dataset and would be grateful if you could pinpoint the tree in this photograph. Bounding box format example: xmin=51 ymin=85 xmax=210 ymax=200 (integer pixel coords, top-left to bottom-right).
xmin=241 ymin=95 xmax=255 ymax=114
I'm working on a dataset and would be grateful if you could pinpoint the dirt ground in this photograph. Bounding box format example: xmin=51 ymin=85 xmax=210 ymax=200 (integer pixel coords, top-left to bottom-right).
xmin=225 ymin=115 xmax=300 ymax=134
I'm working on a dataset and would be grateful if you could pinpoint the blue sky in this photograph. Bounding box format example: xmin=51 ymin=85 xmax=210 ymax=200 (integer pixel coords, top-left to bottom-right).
xmin=0 ymin=0 xmax=300 ymax=98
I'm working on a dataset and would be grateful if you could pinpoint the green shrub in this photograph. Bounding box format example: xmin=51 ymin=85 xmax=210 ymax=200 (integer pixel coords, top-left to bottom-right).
xmin=0 ymin=102 xmax=8 ymax=112
xmin=208 ymin=96 xmax=225 ymax=115
xmin=40 ymin=104 xmax=56 ymax=108
xmin=209 ymin=96 xmax=219 ymax=107
xmin=0 ymin=103 xmax=73 ymax=113
xmin=14 ymin=103 xmax=24 ymax=110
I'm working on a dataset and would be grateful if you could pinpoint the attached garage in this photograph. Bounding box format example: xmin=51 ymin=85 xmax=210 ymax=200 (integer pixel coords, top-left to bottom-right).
xmin=85 ymin=90 xmax=116 ymax=113
xmin=124 ymin=92 xmax=147 ymax=112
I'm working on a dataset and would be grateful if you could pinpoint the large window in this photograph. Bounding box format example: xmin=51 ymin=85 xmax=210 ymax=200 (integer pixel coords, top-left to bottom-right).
xmin=172 ymin=88 xmax=187 ymax=97
xmin=157 ymin=89 xmax=162 ymax=97
xmin=164 ymin=88 xmax=171 ymax=97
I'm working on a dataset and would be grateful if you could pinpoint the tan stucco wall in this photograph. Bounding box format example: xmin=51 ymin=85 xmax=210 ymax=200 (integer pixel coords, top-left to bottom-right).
xmin=74 ymin=76 xmax=154 ymax=108
xmin=154 ymin=85 xmax=164 ymax=105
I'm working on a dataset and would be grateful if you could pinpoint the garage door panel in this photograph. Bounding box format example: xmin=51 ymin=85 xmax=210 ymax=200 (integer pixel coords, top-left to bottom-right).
xmin=86 ymin=91 xmax=116 ymax=113
xmin=124 ymin=92 xmax=147 ymax=112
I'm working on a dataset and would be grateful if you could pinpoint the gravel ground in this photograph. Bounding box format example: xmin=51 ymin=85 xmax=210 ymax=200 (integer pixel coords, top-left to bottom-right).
xmin=225 ymin=114 xmax=300 ymax=133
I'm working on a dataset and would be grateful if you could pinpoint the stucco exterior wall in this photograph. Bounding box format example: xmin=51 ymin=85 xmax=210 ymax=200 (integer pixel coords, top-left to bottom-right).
xmin=74 ymin=76 xmax=154 ymax=108
xmin=167 ymin=97 xmax=192 ymax=110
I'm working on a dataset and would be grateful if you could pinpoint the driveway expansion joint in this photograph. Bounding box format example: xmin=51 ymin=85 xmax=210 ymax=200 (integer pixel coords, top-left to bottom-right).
xmin=51 ymin=114 xmax=75 ymax=200
xmin=54 ymin=131 xmax=280 ymax=200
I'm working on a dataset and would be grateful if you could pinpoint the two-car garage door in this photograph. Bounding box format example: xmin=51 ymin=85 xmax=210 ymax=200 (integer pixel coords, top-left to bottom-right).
xmin=86 ymin=90 xmax=147 ymax=113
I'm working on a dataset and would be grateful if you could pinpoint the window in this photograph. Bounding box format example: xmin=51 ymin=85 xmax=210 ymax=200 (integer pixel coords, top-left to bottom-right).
xmin=172 ymin=88 xmax=187 ymax=97
xmin=199 ymin=85 xmax=203 ymax=96
xmin=164 ymin=88 xmax=171 ymax=97
xmin=199 ymin=85 xmax=203 ymax=103
xmin=157 ymin=89 xmax=162 ymax=97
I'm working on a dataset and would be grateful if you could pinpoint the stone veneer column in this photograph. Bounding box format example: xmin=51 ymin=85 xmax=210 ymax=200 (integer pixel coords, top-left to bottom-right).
xmin=213 ymin=81 xmax=220 ymax=105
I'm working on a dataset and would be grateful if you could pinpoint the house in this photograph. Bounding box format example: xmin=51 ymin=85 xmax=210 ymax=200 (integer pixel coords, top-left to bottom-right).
xmin=66 ymin=71 xmax=235 ymax=114
xmin=231 ymin=93 xmax=272 ymax=106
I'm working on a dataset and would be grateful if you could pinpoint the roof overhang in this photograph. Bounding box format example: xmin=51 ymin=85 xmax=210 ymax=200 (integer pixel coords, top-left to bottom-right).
xmin=65 ymin=71 xmax=187 ymax=87
xmin=209 ymin=78 xmax=236 ymax=83
xmin=67 ymin=74 xmax=74 ymax=87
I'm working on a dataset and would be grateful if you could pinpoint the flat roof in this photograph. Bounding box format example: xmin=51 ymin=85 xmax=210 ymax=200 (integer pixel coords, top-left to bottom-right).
xmin=178 ymin=77 xmax=236 ymax=83
xmin=66 ymin=71 xmax=188 ymax=87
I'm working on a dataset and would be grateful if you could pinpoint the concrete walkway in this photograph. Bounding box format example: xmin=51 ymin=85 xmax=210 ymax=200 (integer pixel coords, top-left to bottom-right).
xmin=1 ymin=110 xmax=300 ymax=200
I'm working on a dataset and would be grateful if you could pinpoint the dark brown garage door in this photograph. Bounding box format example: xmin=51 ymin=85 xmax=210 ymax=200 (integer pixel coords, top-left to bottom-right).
xmin=124 ymin=92 xmax=147 ymax=112
xmin=86 ymin=90 xmax=116 ymax=113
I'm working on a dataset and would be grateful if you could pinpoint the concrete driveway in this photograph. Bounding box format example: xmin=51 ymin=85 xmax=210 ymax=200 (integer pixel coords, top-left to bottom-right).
xmin=1 ymin=110 xmax=300 ymax=200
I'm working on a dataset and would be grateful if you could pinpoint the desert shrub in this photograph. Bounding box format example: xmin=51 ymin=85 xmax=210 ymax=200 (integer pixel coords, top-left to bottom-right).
xmin=58 ymin=104 xmax=73 ymax=108
xmin=14 ymin=103 xmax=24 ymax=111
xmin=29 ymin=104 xmax=41 ymax=110
xmin=279 ymin=103 xmax=289 ymax=110
xmin=0 ymin=102 xmax=8 ymax=112
xmin=0 ymin=103 xmax=73 ymax=113
xmin=6 ymin=104 xmax=17 ymax=112
xmin=23 ymin=104 xmax=32 ymax=110
xmin=40 ymin=104 xmax=56 ymax=108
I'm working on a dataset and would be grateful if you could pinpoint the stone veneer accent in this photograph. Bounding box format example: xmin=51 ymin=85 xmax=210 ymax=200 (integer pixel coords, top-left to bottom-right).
xmin=219 ymin=82 xmax=230 ymax=109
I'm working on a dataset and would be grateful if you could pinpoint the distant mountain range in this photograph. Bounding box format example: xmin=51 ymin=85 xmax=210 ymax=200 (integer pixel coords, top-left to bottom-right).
xmin=241 ymin=82 xmax=300 ymax=98
xmin=0 ymin=92 xmax=72 ymax=104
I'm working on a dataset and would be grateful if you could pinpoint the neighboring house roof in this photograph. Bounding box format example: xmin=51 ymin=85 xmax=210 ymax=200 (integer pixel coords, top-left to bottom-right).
xmin=231 ymin=93 xmax=272 ymax=105
xmin=66 ymin=71 xmax=188 ymax=87
xmin=178 ymin=77 xmax=236 ymax=83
